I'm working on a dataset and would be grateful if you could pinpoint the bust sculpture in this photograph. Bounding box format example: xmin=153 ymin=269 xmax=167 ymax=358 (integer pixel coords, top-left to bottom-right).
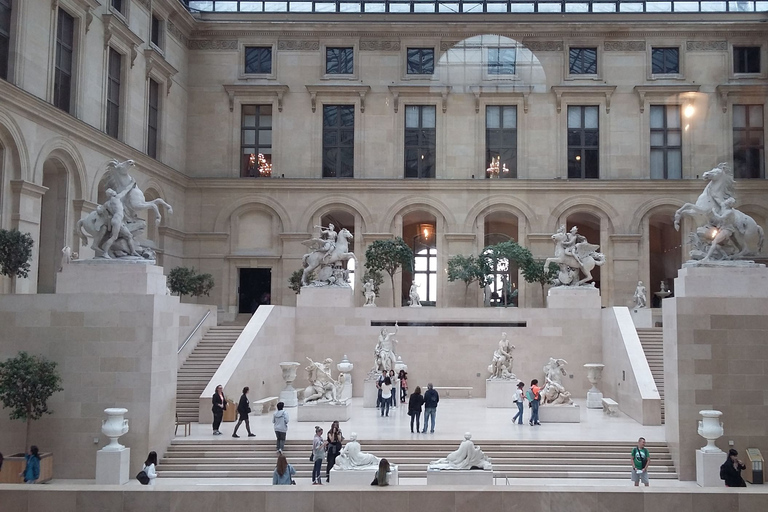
xmin=75 ymin=159 xmax=172 ymax=260
xmin=541 ymin=358 xmax=573 ymax=405
xmin=488 ymin=332 xmax=516 ymax=380
xmin=300 ymin=224 xmax=356 ymax=287
xmin=428 ymin=433 xmax=492 ymax=470
xmin=674 ymin=163 xmax=765 ymax=263
xmin=334 ymin=433 xmax=380 ymax=469
xmin=544 ymin=225 xmax=606 ymax=286
xmin=633 ymin=281 xmax=647 ymax=309
xmin=303 ymin=357 xmax=344 ymax=404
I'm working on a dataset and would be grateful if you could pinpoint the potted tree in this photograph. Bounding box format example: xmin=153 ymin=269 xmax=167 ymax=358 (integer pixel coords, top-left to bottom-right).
xmin=0 ymin=229 xmax=34 ymax=294
xmin=0 ymin=352 xmax=63 ymax=483
xmin=364 ymin=238 xmax=413 ymax=307
xmin=447 ymin=254 xmax=491 ymax=306
xmin=168 ymin=266 xmax=215 ymax=299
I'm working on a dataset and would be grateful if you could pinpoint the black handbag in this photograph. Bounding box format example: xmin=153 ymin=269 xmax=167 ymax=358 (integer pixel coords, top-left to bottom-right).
xmin=309 ymin=452 xmax=314 ymax=462
xmin=136 ymin=470 xmax=150 ymax=485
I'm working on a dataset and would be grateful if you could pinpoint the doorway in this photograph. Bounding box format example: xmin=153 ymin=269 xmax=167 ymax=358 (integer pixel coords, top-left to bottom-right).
xmin=239 ymin=268 xmax=271 ymax=314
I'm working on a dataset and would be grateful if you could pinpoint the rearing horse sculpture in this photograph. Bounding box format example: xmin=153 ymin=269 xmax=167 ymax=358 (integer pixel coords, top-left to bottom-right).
xmin=102 ymin=159 xmax=173 ymax=225
xmin=544 ymin=227 xmax=605 ymax=286
xmin=300 ymin=228 xmax=356 ymax=286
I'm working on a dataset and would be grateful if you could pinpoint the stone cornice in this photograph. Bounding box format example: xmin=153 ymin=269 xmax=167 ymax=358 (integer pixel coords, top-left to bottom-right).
xmin=157 ymin=226 xmax=186 ymax=241
xmin=279 ymin=232 xmax=312 ymax=241
xmin=183 ymin=232 xmax=230 ymax=242
xmin=10 ymin=180 xmax=48 ymax=197
xmin=388 ymin=85 xmax=451 ymax=113
xmin=0 ymin=80 xmax=190 ymax=189
xmin=223 ymin=84 xmax=290 ymax=112
xmin=145 ymin=48 xmax=179 ymax=95
xmin=715 ymin=84 xmax=768 ymax=113
xmin=471 ymin=86 xmax=532 ymax=113
xmin=305 ymin=85 xmax=371 ymax=113
xmin=633 ymin=84 xmax=701 ymax=112
xmin=103 ymin=13 xmax=144 ymax=68
xmin=444 ymin=233 xmax=477 ymax=242
xmin=551 ymin=85 xmax=616 ymax=113
xmin=609 ymin=234 xmax=643 ymax=242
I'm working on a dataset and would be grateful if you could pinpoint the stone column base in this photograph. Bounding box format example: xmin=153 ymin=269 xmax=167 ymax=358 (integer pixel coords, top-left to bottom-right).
xmin=547 ymin=286 xmax=601 ymax=308
xmin=696 ymin=449 xmax=725 ymax=487
xmin=95 ymin=447 xmax=130 ymax=485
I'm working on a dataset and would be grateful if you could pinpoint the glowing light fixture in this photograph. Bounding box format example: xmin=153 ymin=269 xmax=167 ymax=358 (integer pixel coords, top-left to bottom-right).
xmin=684 ymin=104 xmax=695 ymax=118
xmin=418 ymin=223 xmax=434 ymax=240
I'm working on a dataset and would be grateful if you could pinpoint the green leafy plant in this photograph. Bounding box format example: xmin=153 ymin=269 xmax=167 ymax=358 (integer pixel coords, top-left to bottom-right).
xmin=483 ymin=240 xmax=559 ymax=307
xmin=521 ymin=258 xmax=559 ymax=307
xmin=364 ymin=238 xmax=413 ymax=307
xmin=0 ymin=352 xmax=63 ymax=451
xmin=0 ymin=229 xmax=34 ymax=279
xmin=168 ymin=267 xmax=214 ymax=297
xmin=447 ymin=254 xmax=491 ymax=306
xmin=288 ymin=268 xmax=314 ymax=294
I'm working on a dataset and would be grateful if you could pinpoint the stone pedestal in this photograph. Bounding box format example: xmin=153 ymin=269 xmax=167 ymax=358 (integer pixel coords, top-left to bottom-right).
xmin=629 ymin=307 xmax=653 ymax=328
xmin=296 ymin=400 xmax=351 ymax=422
xmin=363 ymin=378 xmax=379 ymax=408
xmin=279 ymin=389 xmax=298 ymax=408
xmin=547 ymin=286 xmax=601 ymax=309
xmin=538 ymin=404 xmax=581 ymax=423
xmin=95 ymin=447 xmax=130 ymax=485
xmin=426 ymin=468 xmax=494 ymax=485
xmin=696 ymin=449 xmax=725 ymax=487
xmin=330 ymin=465 xmax=399 ymax=485
xmin=57 ymin=260 xmax=167 ymax=295
xmin=296 ymin=286 xmax=354 ymax=308
xmin=486 ymin=379 xmax=516 ymax=408
xmin=587 ymin=391 xmax=604 ymax=409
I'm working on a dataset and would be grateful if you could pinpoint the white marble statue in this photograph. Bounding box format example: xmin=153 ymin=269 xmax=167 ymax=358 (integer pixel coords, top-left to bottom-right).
xmin=363 ymin=279 xmax=377 ymax=307
xmin=660 ymin=281 xmax=668 ymax=294
xmin=674 ymin=163 xmax=765 ymax=263
xmin=303 ymin=357 xmax=345 ymax=404
xmin=59 ymin=245 xmax=72 ymax=271
xmin=409 ymin=281 xmax=422 ymax=307
xmin=544 ymin=225 xmax=606 ymax=287
xmin=373 ymin=323 xmax=399 ymax=374
xmin=428 ymin=433 xmax=492 ymax=470
xmin=75 ymin=159 xmax=172 ymax=260
xmin=300 ymin=225 xmax=356 ymax=287
xmin=334 ymin=432 xmax=380 ymax=469
xmin=633 ymin=280 xmax=647 ymax=309
xmin=541 ymin=358 xmax=573 ymax=405
xmin=488 ymin=332 xmax=516 ymax=380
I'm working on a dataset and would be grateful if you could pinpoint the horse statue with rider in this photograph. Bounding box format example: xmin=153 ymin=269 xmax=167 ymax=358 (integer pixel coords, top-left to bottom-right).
xmin=544 ymin=225 xmax=606 ymax=286
xmin=300 ymin=223 xmax=356 ymax=286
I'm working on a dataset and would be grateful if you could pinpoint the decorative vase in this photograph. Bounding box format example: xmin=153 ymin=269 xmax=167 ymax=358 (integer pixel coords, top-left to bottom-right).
xmin=584 ymin=363 xmax=605 ymax=409
xmin=337 ymin=355 xmax=354 ymax=401
xmin=394 ymin=356 xmax=408 ymax=373
xmin=101 ymin=408 xmax=129 ymax=452
xmin=697 ymin=410 xmax=724 ymax=453
xmin=279 ymin=361 xmax=300 ymax=407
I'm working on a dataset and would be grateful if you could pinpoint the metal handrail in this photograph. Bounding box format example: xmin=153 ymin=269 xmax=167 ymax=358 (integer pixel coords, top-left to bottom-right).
xmin=178 ymin=309 xmax=212 ymax=354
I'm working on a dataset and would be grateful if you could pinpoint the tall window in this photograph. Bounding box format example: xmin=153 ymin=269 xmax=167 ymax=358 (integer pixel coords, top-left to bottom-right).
xmin=485 ymin=105 xmax=517 ymax=178
xmin=413 ymin=237 xmax=437 ymax=305
xmin=488 ymin=48 xmax=515 ymax=75
xmin=322 ymin=105 xmax=354 ymax=178
xmin=326 ymin=47 xmax=353 ymax=75
xmin=241 ymin=105 xmax=273 ymax=177
xmin=404 ymin=105 xmax=436 ymax=178
xmin=569 ymin=47 xmax=597 ymax=75
xmin=110 ymin=0 xmax=124 ymax=14
xmin=651 ymin=47 xmax=679 ymax=74
xmin=407 ymin=48 xmax=434 ymax=75
xmin=147 ymin=79 xmax=159 ymax=159
xmin=733 ymin=46 xmax=760 ymax=74
xmin=650 ymin=105 xmax=682 ymax=179
xmin=567 ymin=105 xmax=599 ymax=179
xmin=733 ymin=104 xmax=765 ymax=179
xmin=244 ymin=47 xmax=271 ymax=74
xmin=53 ymin=8 xmax=74 ymax=113
xmin=150 ymin=15 xmax=162 ymax=49
xmin=106 ymin=48 xmax=122 ymax=138
xmin=0 ymin=0 xmax=11 ymax=81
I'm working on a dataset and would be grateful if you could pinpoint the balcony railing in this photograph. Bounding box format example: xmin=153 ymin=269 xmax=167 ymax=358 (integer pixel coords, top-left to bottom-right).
xmin=181 ymin=0 xmax=768 ymax=14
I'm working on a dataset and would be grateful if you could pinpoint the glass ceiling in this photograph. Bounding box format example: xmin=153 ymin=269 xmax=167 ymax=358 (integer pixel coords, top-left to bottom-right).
xmin=182 ymin=0 xmax=768 ymax=14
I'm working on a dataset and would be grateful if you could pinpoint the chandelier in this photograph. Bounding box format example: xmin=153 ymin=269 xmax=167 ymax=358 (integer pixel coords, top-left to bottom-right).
xmin=486 ymin=156 xmax=509 ymax=179
xmin=248 ymin=153 xmax=273 ymax=177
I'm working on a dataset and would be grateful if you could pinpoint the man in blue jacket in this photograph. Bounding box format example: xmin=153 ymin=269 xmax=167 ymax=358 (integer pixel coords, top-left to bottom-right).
xmin=422 ymin=383 xmax=439 ymax=433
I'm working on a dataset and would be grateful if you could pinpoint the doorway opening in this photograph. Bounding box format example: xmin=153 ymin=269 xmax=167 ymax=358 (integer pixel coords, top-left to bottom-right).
xmin=239 ymin=268 xmax=272 ymax=314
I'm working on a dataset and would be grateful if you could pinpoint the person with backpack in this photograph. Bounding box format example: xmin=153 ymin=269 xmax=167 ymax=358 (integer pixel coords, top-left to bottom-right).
xmin=512 ymin=381 xmax=525 ymax=424
xmin=528 ymin=379 xmax=541 ymax=426
xmin=720 ymin=448 xmax=747 ymax=487
xmin=630 ymin=437 xmax=650 ymax=486
xmin=142 ymin=451 xmax=158 ymax=486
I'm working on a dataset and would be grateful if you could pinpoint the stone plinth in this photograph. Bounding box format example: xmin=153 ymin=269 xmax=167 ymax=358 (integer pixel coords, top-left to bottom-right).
xmin=296 ymin=401 xmax=351 ymax=422
xmin=486 ymin=379 xmax=516 ymax=408
xmin=56 ymin=260 xmax=167 ymax=295
xmin=363 ymin=378 xmax=379 ymax=408
xmin=296 ymin=286 xmax=354 ymax=307
xmin=696 ymin=449 xmax=725 ymax=487
xmin=675 ymin=265 xmax=768 ymax=297
xmin=95 ymin=447 xmax=130 ymax=485
xmin=587 ymin=391 xmax=604 ymax=409
xmin=279 ymin=388 xmax=298 ymax=408
xmin=330 ymin=465 xmax=399 ymax=485
xmin=547 ymin=286 xmax=601 ymax=309
xmin=538 ymin=404 xmax=581 ymax=423
xmin=630 ymin=307 xmax=652 ymax=328
xmin=426 ymin=468 xmax=494 ymax=485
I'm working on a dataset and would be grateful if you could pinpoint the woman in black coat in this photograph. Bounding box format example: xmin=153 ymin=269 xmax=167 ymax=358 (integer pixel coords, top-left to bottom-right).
xmin=232 ymin=386 xmax=255 ymax=438
xmin=720 ymin=449 xmax=747 ymax=487
xmin=408 ymin=386 xmax=425 ymax=434
xmin=211 ymin=384 xmax=226 ymax=435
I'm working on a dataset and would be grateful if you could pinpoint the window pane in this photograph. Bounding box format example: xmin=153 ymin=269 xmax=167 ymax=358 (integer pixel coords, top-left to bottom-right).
xmin=650 ymin=131 xmax=665 ymax=146
xmin=243 ymin=130 xmax=256 ymax=145
xmin=584 ymin=130 xmax=599 ymax=147
xmin=405 ymin=106 xmax=419 ymax=128
xmin=667 ymin=131 xmax=681 ymax=146
xmin=584 ymin=150 xmax=599 ymax=178
xmin=486 ymin=106 xmax=500 ymax=129
xmin=259 ymin=129 xmax=272 ymax=145
xmin=733 ymin=105 xmax=747 ymax=128
xmin=567 ymin=106 xmax=581 ymax=128
xmin=667 ymin=149 xmax=682 ymax=178
xmin=650 ymin=149 xmax=664 ymax=178
xmin=323 ymin=106 xmax=338 ymax=127
xmin=245 ymin=47 xmax=272 ymax=74
xmin=502 ymin=106 xmax=517 ymax=128
xmin=584 ymin=106 xmax=599 ymax=129
xmin=421 ymin=106 xmax=436 ymax=128
xmin=667 ymin=106 xmax=681 ymax=128
xmin=749 ymin=105 xmax=763 ymax=127
xmin=650 ymin=106 xmax=665 ymax=128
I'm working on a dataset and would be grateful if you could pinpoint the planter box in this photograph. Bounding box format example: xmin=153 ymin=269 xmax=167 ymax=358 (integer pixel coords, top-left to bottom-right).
xmin=0 ymin=453 xmax=54 ymax=483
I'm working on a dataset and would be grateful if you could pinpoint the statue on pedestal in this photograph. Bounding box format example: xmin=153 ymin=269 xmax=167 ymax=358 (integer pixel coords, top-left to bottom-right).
xmin=428 ymin=433 xmax=492 ymax=470
xmin=488 ymin=332 xmax=516 ymax=380
xmin=363 ymin=279 xmax=377 ymax=307
xmin=373 ymin=323 xmax=399 ymax=374
xmin=409 ymin=281 xmax=422 ymax=307
xmin=674 ymin=163 xmax=764 ymax=263
xmin=544 ymin=225 xmax=605 ymax=287
xmin=633 ymin=281 xmax=647 ymax=309
xmin=334 ymin=433 xmax=380 ymax=469
xmin=541 ymin=358 xmax=573 ymax=405
xmin=300 ymin=225 xmax=356 ymax=287
xmin=303 ymin=357 xmax=345 ymax=404
xmin=75 ymin=159 xmax=172 ymax=260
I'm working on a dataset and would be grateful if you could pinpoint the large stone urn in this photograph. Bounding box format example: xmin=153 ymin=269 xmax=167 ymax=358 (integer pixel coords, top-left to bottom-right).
xmin=337 ymin=355 xmax=354 ymax=401
xmin=584 ymin=363 xmax=605 ymax=409
xmin=101 ymin=408 xmax=129 ymax=451
xmin=697 ymin=410 xmax=725 ymax=453
xmin=279 ymin=361 xmax=301 ymax=407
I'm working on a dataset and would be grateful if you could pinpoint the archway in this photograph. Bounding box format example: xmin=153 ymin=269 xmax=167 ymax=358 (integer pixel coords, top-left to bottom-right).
xmin=648 ymin=211 xmax=682 ymax=306
xmin=403 ymin=211 xmax=437 ymax=306
xmin=483 ymin=211 xmax=519 ymax=306
xmin=38 ymin=159 xmax=69 ymax=293
xmin=566 ymin=211 xmax=601 ymax=290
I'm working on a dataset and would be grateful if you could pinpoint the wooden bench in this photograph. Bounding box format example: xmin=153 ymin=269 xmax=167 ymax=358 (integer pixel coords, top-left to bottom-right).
xmin=253 ymin=396 xmax=279 ymax=415
xmin=430 ymin=386 xmax=473 ymax=398
xmin=602 ymin=397 xmax=619 ymax=416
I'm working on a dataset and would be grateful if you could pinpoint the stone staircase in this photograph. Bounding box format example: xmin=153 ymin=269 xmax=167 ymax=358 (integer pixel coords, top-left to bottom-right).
xmin=158 ymin=439 xmax=677 ymax=480
xmin=637 ymin=327 xmax=665 ymax=424
xmin=176 ymin=326 xmax=244 ymax=422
